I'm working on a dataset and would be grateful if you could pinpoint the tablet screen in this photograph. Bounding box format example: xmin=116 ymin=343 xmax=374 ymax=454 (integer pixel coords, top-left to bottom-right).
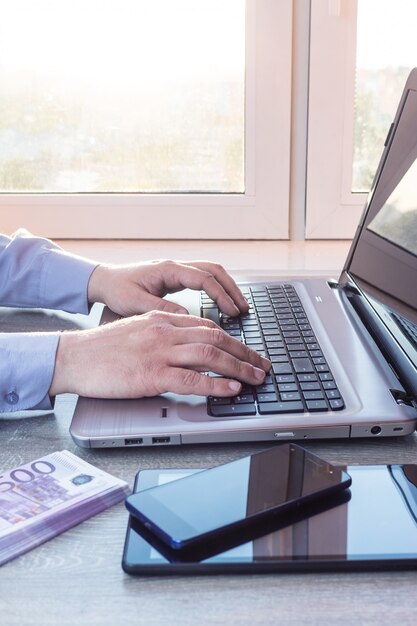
xmin=122 ymin=465 xmax=417 ymax=574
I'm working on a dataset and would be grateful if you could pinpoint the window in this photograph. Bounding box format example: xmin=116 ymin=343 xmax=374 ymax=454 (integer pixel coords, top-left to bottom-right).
xmin=307 ymin=0 xmax=417 ymax=239
xmin=0 ymin=0 xmax=292 ymax=239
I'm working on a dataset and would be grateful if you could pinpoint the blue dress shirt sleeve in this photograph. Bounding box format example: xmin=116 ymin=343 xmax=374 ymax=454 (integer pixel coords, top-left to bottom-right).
xmin=0 ymin=229 xmax=99 ymax=413
xmin=0 ymin=229 xmax=97 ymax=313
xmin=0 ymin=333 xmax=60 ymax=413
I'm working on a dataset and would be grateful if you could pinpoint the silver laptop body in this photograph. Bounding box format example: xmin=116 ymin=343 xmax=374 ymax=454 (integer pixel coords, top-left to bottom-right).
xmin=70 ymin=69 xmax=417 ymax=448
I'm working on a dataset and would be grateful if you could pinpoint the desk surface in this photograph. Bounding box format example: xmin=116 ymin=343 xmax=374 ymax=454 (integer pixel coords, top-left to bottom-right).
xmin=1 ymin=296 xmax=417 ymax=626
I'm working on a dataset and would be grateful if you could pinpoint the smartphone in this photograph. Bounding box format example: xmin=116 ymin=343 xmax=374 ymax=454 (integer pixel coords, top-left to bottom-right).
xmin=124 ymin=444 xmax=351 ymax=553
xmin=122 ymin=463 xmax=417 ymax=575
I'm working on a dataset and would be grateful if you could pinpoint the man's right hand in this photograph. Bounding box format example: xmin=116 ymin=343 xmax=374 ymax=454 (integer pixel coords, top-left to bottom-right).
xmin=49 ymin=311 xmax=271 ymax=400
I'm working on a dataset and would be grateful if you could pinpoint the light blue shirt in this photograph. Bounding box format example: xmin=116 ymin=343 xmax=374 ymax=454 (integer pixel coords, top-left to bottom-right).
xmin=0 ymin=229 xmax=97 ymax=412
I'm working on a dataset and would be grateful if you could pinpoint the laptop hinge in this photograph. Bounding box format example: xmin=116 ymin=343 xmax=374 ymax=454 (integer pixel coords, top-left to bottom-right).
xmin=327 ymin=271 xmax=360 ymax=295
xmin=346 ymin=289 xmax=417 ymax=402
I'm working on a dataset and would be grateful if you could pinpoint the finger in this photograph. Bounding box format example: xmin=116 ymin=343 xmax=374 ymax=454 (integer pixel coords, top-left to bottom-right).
xmin=169 ymin=324 xmax=271 ymax=371
xmin=146 ymin=311 xmax=221 ymax=329
xmin=163 ymin=368 xmax=244 ymax=397
xmin=162 ymin=263 xmax=244 ymax=317
xmin=189 ymin=261 xmax=249 ymax=313
xmin=169 ymin=343 xmax=268 ymax=386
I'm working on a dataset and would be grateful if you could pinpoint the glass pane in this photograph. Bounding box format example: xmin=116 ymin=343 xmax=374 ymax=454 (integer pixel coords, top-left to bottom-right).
xmin=354 ymin=0 xmax=417 ymax=192
xmin=0 ymin=0 xmax=245 ymax=193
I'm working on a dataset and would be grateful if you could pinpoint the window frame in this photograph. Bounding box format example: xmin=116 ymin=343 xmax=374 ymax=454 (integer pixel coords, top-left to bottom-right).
xmin=0 ymin=0 xmax=292 ymax=240
xmin=306 ymin=0 xmax=367 ymax=239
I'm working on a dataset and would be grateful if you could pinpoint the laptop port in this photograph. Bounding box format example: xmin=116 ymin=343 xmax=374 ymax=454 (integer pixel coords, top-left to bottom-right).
xmin=370 ymin=426 xmax=382 ymax=435
xmin=124 ymin=438 xmax=143 ymax=446
xmin=152 ymin=436 xmax=171 ymax=444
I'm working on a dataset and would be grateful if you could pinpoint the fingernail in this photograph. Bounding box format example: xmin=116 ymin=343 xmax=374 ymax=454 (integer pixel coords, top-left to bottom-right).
xmin=228 ymin=381 xmax=241 ymax=392
xmin=254 ymin=367 xmax=266 ymax=381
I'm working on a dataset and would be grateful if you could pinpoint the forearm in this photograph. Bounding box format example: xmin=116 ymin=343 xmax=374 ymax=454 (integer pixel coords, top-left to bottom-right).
xmin=0 ymin=333 xmax=60 ymax=413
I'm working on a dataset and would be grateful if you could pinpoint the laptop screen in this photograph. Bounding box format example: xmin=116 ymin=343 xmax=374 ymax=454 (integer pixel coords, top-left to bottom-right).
xmin=367 ymin=156 xmax=417 ymax=257
xmin=345 ymin=77 xmax=417 ymax=322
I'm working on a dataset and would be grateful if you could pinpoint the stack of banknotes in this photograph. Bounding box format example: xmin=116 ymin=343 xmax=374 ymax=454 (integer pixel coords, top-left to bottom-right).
xmin=0 ymin=450 xmax=130 ymax=566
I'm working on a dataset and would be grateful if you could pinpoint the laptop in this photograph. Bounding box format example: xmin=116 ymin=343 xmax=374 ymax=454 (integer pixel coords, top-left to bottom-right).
xmin=70 ymin=68 xmax=417 ymax=448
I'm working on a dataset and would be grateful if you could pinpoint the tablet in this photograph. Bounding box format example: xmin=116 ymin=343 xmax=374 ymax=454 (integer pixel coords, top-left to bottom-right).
xmin=122 ymin=464 xmax=417 ymax=575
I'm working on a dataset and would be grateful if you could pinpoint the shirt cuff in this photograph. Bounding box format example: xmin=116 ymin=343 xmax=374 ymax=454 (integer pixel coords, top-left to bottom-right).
xmin=0 ymin=333 xmax=60 ymax=413
xmin=41 ymin=248 xmax=98 ymax=315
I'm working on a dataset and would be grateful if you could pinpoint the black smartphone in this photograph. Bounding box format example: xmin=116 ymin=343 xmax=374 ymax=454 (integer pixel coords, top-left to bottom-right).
xmin=122 ymin=463 xmax=417 ymax=575
xmin=124 ymin=444 xmax=351 ymax=552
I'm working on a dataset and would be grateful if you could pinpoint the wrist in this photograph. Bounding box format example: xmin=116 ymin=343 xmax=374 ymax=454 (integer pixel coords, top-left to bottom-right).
xmin=87 ymin=264 xmax=111 ymax=305
xmin=49 ymin=332 xmax=82 ymax=396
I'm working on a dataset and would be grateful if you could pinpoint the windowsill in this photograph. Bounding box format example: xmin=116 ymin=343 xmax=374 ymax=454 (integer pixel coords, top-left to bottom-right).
xmin=58 ymin=239 xmax=352 ymax=274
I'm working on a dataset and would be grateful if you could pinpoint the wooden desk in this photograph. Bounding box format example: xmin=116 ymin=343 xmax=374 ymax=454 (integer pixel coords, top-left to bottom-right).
xmin=1 ymin=306 xmax=417 ymax=626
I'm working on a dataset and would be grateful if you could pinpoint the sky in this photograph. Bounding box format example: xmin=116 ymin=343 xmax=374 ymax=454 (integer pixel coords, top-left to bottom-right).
xmin=0 ymin=0 xmax=245 ymax=85
xmin=357 ymin=0 xmax=417 ymax=70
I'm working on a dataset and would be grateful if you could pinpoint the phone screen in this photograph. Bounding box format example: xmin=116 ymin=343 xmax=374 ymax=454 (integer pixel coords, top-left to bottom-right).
xmin=124 ymin=444 xmax=351 ymax=551
xmin=122 ymin=463 xmax=417 ymax=574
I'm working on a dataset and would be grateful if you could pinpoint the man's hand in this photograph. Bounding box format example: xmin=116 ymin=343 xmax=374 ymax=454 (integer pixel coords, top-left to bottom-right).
xmin=87 ymin=259 xmax=249 ymax=317
xmin=49 ymin=311 xmax=271 ymax=399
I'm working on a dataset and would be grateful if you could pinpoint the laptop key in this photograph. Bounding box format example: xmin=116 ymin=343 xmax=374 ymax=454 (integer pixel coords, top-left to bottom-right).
xmin=280 ymin=392 xmax=301 ymax=401
xmin=209 ymin=404 xmax=257 ymax=417
xmin=306 ymin=400 xmax=328 ymax=412
xmin=256 ymin=383 xmax=276 ymax=394
xmin=258 ymin=401 xmax=304 ymax=414
xmin=209 ymin=397 xmax=233 ymax=405
xmin=272 ymin=363 xmax=293 ymax=375
xmin=256 ymin=392 xmax=278 ymax=403
xmin=302 ymin=391 xmax=325 ymax=401
xmin=330 ymin=398 xmax=345 ymax=410
xmin=234 ymin=394 xmax=256 ymax=404
xmin=300 ymin=381 xmax=321 ymax=391
xmin=201 ymin=307 xmax=220 ymax=324
xmin=293 ymin=358 xmax=314 ymax=373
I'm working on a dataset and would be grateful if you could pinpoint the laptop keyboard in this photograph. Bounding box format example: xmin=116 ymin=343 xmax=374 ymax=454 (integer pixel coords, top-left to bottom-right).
xmin=391 ymin=311 xmax=417 ymax=349
xmin=201 ymin=284 xmax=345 ymax=418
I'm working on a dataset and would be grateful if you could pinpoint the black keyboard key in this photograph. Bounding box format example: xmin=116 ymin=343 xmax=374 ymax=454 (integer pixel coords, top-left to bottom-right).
xmin=271 ymin=355 xmax=291 ymax=364
xmin=210 ymin=404 xmax=257 ymax=417
xmin=325 ymin=389 xmax=341 ymax=400
xmin=268 ymin=348 xmax=287 ymax=356
xmin=272 ymin=363 xmax=293 ymax=375
xmin=293 ymin=358 xmax=314 ymax=373
xmin=319 ymin=372 xmax=333 ymax=381
xmin=303 ymin=391 xmax=325 ymax=401
xmin=280 ymin=392 xmax=301 ymax=401
xmin=234 ymin=393 xmax=255 ymax=404
xmin=257 ymin=392 xmax=278 ymax=403
xmin=330 ymin=398 xmax=345 ymax=410
xmin=226 ymin=329 xmax=242 ymax=337
xmin=306 ymin=400 xmax=328 ymax=412
xmin=244 ymin=331 xmax=262 ymax=339
xmin=209 ymin=397 xmax=233 ymax=405
xmin=258 ymin=401 xmax=304 ymax=414
xmin=297 ymin=373 xmax=318 ymax=382
xmin=322 ymin=380 xmax=337 ymax=390
xmin=256 ymin=383 xmax=276 ymax=394
xmin=245 ymin=336 xmax=263 ymax=345
xmin=277 ymin=383 xmax=298 ymax=392
xmin=289 ymin=350 xmax=308 ymax=359
xmin=201 ymin=307 xmax=219 ymax=324
xmin=300 ymin=381 xmax=321 ymax=391
xmin=275 ymin=374 xmax=296 ymax=383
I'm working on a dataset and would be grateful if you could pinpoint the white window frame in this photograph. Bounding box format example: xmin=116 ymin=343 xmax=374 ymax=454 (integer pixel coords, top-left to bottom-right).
xmin=306 ymin=0 xmax=367 ymax=239
xmin=0 ymin=0 xmax=292 ymax=240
